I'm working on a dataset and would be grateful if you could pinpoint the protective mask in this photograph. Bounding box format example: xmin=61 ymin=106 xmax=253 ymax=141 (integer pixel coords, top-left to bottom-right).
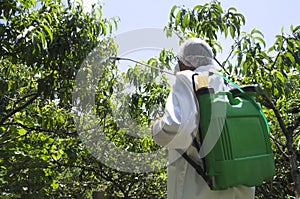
xmin=174 ymin=63 xmax=180 ymax=75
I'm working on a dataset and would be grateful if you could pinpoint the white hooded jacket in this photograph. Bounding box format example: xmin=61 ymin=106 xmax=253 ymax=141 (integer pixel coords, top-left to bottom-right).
xmin=152 ymin=38 xmax=255 ymax=199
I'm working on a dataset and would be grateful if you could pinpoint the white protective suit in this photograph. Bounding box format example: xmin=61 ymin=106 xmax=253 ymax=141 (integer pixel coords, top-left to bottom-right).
xmin=152 ymin=38 xmax=255 ymax=199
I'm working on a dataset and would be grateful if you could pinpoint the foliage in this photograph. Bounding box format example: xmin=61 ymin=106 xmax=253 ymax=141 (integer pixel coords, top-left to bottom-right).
xmin=1 ymin=0 xmax=170 ymax=198
xmin=1 ymin=0 xmax=299 ymax=198
xmin=165 ymin=0 xmax=245 ymax=54
xmin=0 ymin=0 xmax=109 ymax=197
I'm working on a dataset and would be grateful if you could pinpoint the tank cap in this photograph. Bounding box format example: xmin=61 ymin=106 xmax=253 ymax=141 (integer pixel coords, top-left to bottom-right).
xmin=230 ymin=85 xmax=256 ymax=96
xmin=196 ymin=87 xmax=215 ymax=96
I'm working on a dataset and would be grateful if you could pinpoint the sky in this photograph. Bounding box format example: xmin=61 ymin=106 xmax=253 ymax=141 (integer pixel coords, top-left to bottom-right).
xmin=94 ymin=0 xmax=299 ymax=44
xmin=80 ymin=0 xmax=300 ymax=67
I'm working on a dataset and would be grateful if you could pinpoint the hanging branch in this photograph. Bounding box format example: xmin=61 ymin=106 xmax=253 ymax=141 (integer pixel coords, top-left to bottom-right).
xmin=0 ymin=92 xmax=40 ymax=126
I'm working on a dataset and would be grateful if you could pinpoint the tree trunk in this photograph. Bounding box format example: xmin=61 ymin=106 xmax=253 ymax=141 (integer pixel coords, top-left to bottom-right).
xmin=286 ymin=133 xmax=300 ymax=199
xmin=265 ymin=96 xmax=300 ymax=198
xmin=92 ymin=191 xmax=105 ymax=199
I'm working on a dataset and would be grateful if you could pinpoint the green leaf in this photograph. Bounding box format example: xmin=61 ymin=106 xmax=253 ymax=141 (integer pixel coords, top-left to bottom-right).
xmin=223 ymin=23 xmax=228 ymax=38
xmin=170 ymin=5 xmax=178 ymax=20
xmin=230 ymin=24 xmax=236 ymax=39
xmin=193 ymin=5 xmax=203 ymax=12
xmin=175 ymin=10 xmax=182 ymax=26
xmin=112 ymin=17 xmax=119 ymax=30
xmin=182 ymin=14 xmax=189 ymax=28
xmin=254 ymin=36 xmax=266 ymax=48
xmin=108 ymin=21 xmax=113 ymax=34
xmin=281 ymin=26 xmax=285 ymax=34
xmin=228 ymin=7 xmax=237 ymax=12
xmin=35 ymin=29 xmax=47 ymax=49
xmin=274 ymin=70 xmax=285 ymax=83
xmin=285 ymin=52 xmax=295 ymax=63
xmin=290 ymin=25 xmax=294 ymax=33
xmin=100 ymin=21 xmax=107 ymax=35
xmin=42 ymin=24 xmax=53 ymax=43
xmin=268 ymin=45 xmax=275 ymax=52
xmin=293 ymin=25 xmax=300 ymax=33
xmin=51 ymin=180 xmax=59 ymax=190
xmin=236 ymin=13 xmax=245 ymax=25
xmin=18 ymin=128 xmax=27 ymax=136
xmin=44 ymin=12 xmax=53 ymax=24
xmin=251 ymin=28 xmax=264 ymax=37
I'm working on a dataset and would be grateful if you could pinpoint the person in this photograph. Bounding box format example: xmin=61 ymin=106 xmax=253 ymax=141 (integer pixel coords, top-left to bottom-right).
xmin=151 ymin=38 xmax=255 ymax=199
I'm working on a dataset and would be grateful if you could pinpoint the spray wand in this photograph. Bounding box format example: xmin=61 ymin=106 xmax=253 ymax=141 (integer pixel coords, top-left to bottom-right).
xmin=109 ymin=56 xmax=175 ymax=76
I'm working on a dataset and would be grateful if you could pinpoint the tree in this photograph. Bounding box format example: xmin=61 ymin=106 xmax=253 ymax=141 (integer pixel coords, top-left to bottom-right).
xmin=1 ymin=0 xmax=168 ymax=198
xmin=0 ymin=0 xmax=118 ymax=198
xmin=1 ymin=0 xmax=299 ymax=198
xmin=165 ymin=1 xmax=300 ymax=198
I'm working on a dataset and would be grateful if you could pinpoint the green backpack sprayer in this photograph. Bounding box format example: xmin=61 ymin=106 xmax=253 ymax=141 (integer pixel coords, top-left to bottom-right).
xmin=180 ymin=73 xmax=276 ymax=190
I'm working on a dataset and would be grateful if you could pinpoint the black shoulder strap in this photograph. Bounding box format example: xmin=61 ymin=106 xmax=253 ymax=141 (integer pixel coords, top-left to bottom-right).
xmin=176 ymin=148 xmax=212 ymax=187
xmin=175 ymin=73 xmax=213 ymax=187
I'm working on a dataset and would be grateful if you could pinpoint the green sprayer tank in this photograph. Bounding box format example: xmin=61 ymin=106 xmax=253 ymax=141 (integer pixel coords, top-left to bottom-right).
xmin=195 ymin=85 xmax=276 ymax=190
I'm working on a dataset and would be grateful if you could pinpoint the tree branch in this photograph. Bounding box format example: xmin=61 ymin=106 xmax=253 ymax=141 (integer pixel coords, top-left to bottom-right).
xmin=214 ymin=57 xmax=230 ymax=75
xmin=0 ymin=93 xmax=40 ymax=126
xmin=270 ymin=133 xmax=288 ymax=159
xmin=221 ymin=37 xmax=245 ymax=68
xmin=1 ymin=131 xmax=30 ymax=145
xmin=1 ymin=122 xmax=78 ymax=139
xmin=14 ymin=93 xmax=38 ymax=105
xmin=263 ymin=90 xmax=300 ymax=197
xmin=3 ymin=122 xmax=55 ymax=133
xmin=271 ymin=51 xmax=281 ymax=69
xmin=263 ymin=95 xmax=289 ymax=137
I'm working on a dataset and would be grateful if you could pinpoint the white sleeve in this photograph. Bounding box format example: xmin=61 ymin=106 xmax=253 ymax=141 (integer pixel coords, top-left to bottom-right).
xmin=152 ymin=71 xmax=199 ymax=149
xmin=152 ymin=91 xmax=181 ymax=146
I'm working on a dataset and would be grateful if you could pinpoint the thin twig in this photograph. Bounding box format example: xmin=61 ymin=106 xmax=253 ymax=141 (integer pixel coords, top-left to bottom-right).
xmin=270 ymin=133 xmax=288 ymax=159
xmin=213 ymin=57 xmax=230 ymax=75
xmin=1 ymin=131 xmax=30 ymax=145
